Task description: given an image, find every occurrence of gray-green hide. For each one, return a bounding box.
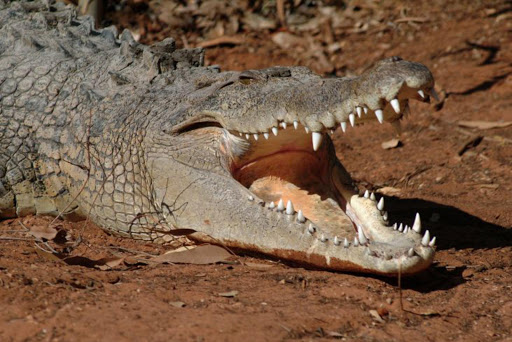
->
[0,1,438,275]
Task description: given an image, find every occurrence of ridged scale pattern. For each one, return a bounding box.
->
[0,0,205,242]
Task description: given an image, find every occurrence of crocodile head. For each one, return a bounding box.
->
[147,56,437,276]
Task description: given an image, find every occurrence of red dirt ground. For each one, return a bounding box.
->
[1,1,511,341]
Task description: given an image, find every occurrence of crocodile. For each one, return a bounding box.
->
[0,1,438,275]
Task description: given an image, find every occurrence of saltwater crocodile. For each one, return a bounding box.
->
[0,1,438,275]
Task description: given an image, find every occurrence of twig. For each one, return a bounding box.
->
[196,36,244,48]
[18,220,31,232]
[0,237,35,241]
[394,17,430,24]
[276,0,286,27]
[34,241,58,254]
[103,245,158,257]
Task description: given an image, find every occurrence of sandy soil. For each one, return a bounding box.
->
[1,1,511,341]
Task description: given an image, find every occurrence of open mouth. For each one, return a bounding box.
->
[220,90,438,271]
[170,57,439,275]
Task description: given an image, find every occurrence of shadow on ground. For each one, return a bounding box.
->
[385,196,511,250]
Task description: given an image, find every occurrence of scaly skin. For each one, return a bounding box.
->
[0,1,438,275]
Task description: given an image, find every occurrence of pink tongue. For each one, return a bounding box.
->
[248,176,354,234]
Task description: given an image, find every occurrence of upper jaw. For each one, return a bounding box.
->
[171,57,436,137]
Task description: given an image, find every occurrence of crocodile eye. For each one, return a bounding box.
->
[239,79,253,85]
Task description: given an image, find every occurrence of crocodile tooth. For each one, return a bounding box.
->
[276,199,285,212]
[248,195,254,201]
[271,127,279,136]
[340,122,347,133]
[375,109,384,123]
[253,133,259,140]
[353,237,359,247]
[356,106,362,118]
[312,132,323,151]
[245,134,250,140]
[370,192,376,201]
[349,113,356,127]
[398,223,404,232]
[333,236,341,246]
[343,238,349,248]
[377,197,385,211]
[320,234,327,242]
[429,236,436,247]
[382,211,388,221]
[297,210,305,223]
[363,190,370,199]
[390,98,400,113]
[281,122,287,129]
[418,89,425,99]
[392,223,398,230]
[421,230,430,246]
[268,202,275,209]
[263,132,269,139]
[293,120,298,129]
[308,224,316,234]
[363,106,369,114]
[358,227,368,245]
[403,226,409,234]
[239,132,242,137]
[285,200,294,215]
[412,213,422,233]
[407,248,415,257]
[305,127,310,133]
[330,130,334,135]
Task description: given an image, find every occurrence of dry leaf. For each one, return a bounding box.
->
[327,331,344,338]
[95,257,125,270]
[271,32,304,50]
[243,12,277,31]
[478,184,499,190]
[218,290,238,297]
[376,187,402,196]
[457,120,512,130]
[381,138,402,149]
[151,244,232,265]
[196,36,244,48]
[169,301,186,308]
[28,225,58,241]
[124,256,151,265]
[369,309,385,323]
